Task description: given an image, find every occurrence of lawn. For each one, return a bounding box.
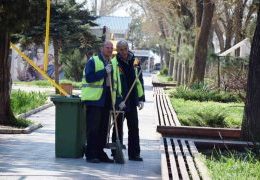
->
[203,150,260,180]
[170,98,244,128]
[13,79,82,89]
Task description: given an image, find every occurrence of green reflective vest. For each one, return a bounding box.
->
[81,56,122,105]
[135,68,144,98]
[112,56,144,99]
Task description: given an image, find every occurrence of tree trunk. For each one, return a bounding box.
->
[181,61,185,85]
[0,32,15,125]
[241,7,260,142]
[53,37,60,94]
[165,50,171,69]
[173,59,179,81]
[191,0,215,84]
[223,3,234,51]
[217,57,221,88]
[214,21,225,52]
[159,45,165,67]
[173,33,182,81]
[185,59,190,85]
[168,56,174,76]
[177,61,182,86]
[234,0,244,57]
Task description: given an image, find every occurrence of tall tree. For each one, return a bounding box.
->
[241,4,260,142]
[0,0,45,125]
[22,1,97,89]
[191,0,215,84]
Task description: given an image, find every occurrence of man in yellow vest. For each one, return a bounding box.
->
[81,41,122,163]
[111,40,145,161]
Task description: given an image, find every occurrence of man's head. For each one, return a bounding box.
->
[101,41,113,59]
[116,40,129,60]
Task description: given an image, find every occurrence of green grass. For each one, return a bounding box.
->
[11,118,33,128]
[13,79,82,89]
[14,80,52,87]
[204,150,260,180]
[11,90,48,115]
[157,74,175,83]
[170,98,244,128]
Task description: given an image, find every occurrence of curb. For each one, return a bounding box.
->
[0,102,54,134]
[17,102,54,119]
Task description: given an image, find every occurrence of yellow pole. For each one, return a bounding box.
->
[11,43,69,97]
[43,0,51,72]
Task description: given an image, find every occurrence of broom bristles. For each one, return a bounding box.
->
[114,140,125,164]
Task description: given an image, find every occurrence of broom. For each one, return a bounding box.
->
[114,69,143,120]
[108,72,125,164]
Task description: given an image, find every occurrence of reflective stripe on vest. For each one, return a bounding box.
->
[81,56,104,101]
[81,56,122,103]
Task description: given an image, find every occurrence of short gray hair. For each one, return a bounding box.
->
[116,40,129,49]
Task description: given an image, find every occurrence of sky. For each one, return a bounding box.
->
[76,0,132,17]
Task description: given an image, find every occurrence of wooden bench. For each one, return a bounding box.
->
[153,87,181,126]
[161,137,211,180]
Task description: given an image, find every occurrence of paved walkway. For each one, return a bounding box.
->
[0,73,161,179]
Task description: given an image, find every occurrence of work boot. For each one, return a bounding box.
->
[129,155,143,161]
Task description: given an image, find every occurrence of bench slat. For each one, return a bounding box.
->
[160,94,171,126]
[161,138,170,180]
[166,138,180,180]
[161,92,173,126]
[157,94,166,126]
[181,140,200,180]
[165,95,181,126]
[173,139,190,180]
[188,141,211,180]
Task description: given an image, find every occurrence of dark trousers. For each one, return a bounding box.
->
[85,94,111,159]
[112,107,140,157]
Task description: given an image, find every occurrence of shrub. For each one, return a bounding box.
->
[181,109,227,128]
[12,118,33,128]
[11,90,48,115]
[160,67,168,76]
[167,77,173,81]
[171,86,241,103]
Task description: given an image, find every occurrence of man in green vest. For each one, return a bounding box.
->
[111,40,145,161]
[81,41,122,163]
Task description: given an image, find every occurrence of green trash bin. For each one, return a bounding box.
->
[51,96,86,158]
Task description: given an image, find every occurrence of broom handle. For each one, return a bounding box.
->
[123,68,142,104]
[114,68,142,120]
[108,72,120,138]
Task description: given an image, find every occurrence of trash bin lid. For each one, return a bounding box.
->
[50,95,81,103]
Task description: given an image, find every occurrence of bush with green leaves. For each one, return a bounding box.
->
[170,98,243,128]
[160,67,168,76]
[167,77,173,81]
[11,90,48,115]
[181,109,227,127]
[171,85,241,103]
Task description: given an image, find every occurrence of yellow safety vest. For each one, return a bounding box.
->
[112,56,144,99]
[81,56,122,104]
[135,68,144,98]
